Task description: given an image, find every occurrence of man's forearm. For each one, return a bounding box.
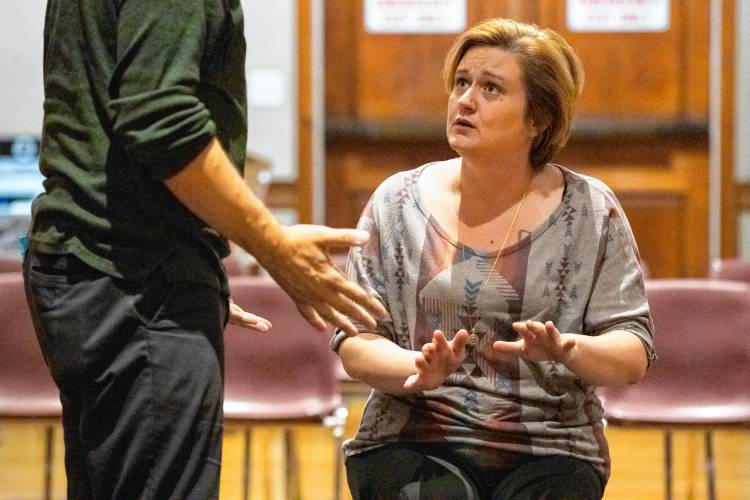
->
[163,137,286,262]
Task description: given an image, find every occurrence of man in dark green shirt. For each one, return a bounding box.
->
[24,1,385,498]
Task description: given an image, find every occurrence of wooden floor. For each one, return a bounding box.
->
[1,396,749,499]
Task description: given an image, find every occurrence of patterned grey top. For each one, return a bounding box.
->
[332,162,655,482]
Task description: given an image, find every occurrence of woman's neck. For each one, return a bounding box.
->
[456,155,534,227]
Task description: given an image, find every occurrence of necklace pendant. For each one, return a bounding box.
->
[468,330,480,346]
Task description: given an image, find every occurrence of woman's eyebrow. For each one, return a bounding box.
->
[480,70,505,82]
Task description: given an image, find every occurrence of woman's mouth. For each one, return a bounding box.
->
[454,118,475,128]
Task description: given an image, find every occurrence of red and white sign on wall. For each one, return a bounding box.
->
[567,0,670,32]
[364,0,467,34]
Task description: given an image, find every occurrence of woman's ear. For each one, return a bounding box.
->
[527,119,540,139]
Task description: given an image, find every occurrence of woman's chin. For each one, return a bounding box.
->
[447,137,476,156]
[448,139,475,156]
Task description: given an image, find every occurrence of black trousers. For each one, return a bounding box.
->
[346,443,604,500]
[23,252,228,500]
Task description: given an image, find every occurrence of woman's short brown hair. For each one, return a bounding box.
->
[443,18,584,168]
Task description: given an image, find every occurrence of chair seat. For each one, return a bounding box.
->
[0,396,61,418]
[601,381,750,425]
[224,395,342,421]
[602,392,750,425]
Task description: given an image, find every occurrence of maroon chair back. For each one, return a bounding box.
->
[708,258,750,284]
[599,279,750,425]
[0,258,22,273]
[223,276,341,421]
[0,273,61,418]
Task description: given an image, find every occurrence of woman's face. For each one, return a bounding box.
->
[446,46,538,161]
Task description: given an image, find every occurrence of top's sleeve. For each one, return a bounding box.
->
[109,0,217,179]
[330,194,397,353]
[584,191,657,367]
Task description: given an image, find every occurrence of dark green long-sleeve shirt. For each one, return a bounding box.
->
[29,0,247,290]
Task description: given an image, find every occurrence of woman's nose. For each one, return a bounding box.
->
[457,85,477,110]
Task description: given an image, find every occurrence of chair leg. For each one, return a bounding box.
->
[44,425,54,500]
[664,430,673,500]
[324,406,349,500]
[332,431,343,500]
[242,428,252,500]
[284,427,300,500]
[704,431,716,500]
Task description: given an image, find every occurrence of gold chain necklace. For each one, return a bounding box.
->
[459,188,528,346]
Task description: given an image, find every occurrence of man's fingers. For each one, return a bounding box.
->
[297,304,328,333]
[327,291,378,331]
[316,303,361,337]
[227,302,273,332]
[305,225,370,248]
[333,276,387,320]
[292,270,384,332]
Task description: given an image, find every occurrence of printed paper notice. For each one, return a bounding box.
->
[364,0,466,34]
[567,0,670,32]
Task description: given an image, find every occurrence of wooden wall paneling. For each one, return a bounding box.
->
[567,148,709,278]
[616,191,686,278]
[351,0,510,124]
[327,0,543,126]
[476,0,540,23]
[682,0,710,119]
[537,1,684,119]
[297,0,313,223]
[325,0,359,119]
[326,1,711,124]
[355,31,453,122]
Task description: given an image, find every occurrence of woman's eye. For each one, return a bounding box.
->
[455,78,469,88]
[484,83,500,94]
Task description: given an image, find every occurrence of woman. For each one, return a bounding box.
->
[332,18,655,500]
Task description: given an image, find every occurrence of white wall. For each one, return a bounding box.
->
[243,0,298,182]
[0,1,45,137]
[0,1,299,184]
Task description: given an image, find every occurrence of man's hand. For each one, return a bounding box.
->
[493,320,576,363]
[259,224,387,337]
[162,139,385,336]
[227,298,272,332]
[403,330,469,392]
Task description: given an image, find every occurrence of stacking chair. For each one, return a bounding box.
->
[598,279,750,500]
[708,257,750,284]
[0,273,62,499]
[224,276,348,500]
